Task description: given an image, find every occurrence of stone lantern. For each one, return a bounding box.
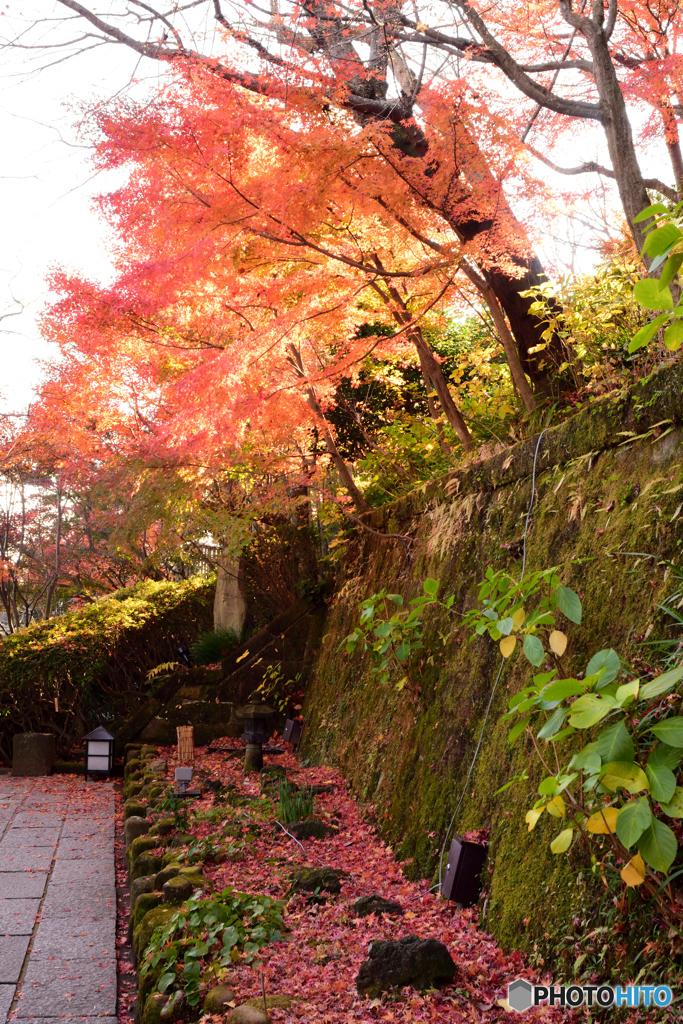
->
[237,691,276,772]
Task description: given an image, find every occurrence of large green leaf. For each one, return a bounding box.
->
[600,761,649,794]
[660,252,683,291]
[664,319,683,352]
[569,742,601,774]
[640,663,683,700]
[616,798,652,848]
[648,742,683,771]
[550,828,573,854]
[596,721,634,763]
[648,717,683,747]
[634,277,674,311]
[556,585,582,624]
[542,678,587,702]
[643,223,683,257]
[645,762,677,804]
[568,693,616,729]
[423,578,439,596]
[638,819,678,874]
[634,203,669,223]
[659,786,683,818]
[523,633,545,667]
[537,707,568,740]
[585,649,620,687]
[628,312,670,353]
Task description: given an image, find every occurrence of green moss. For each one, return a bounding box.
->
[127,836,158,871]
[134,904,177,962]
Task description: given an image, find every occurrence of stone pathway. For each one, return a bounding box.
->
[0,776,117,1024]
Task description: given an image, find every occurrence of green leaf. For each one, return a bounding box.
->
[643,223,682,257]
[659,252,683,290]
[508,717,530,744]
[568,693,616,729]
[628,312,670,353]
[634,277,674,311]
[616,798,652,848]
[645,761,677,804]
[569,743,601,774]
[498,616,514,636]
[638,818,677,874]
[664,319,683,352]
[542,678,587,702]
[640,663,683,700]
[550,828,573,854]
[647,742,683,771]
[659,786,683,818]
[395,642,411,661]
[423,578,438,596]
[386,594,404,606]
[615,680,639,706]
[648,716,683,747]
[600,761,649,794]
[596,721,635,763]
[634,202,669,223]
[523,633,545,667]
[586,649,621,687]
[556,585,582,624]
[158,972,177,993]
[537,707,568,740]
[538,776,558,796]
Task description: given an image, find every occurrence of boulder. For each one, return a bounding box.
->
[153,818,175,837]
[310,784,336,794]
[132,852,163,881]
[163,875,194,904]
[289,866,346,897]
[353,895,404,918]
[154,865,181,888]
[287,818,336,841]
[131,875,156,908]
[125,816,150,848]
[133,891,163,930]
[168,834,193,849]
[124,757,143,778]
[12,733,56,777]
[148,758,168,773]
[244,995,293,1010]
[134,904,176,961]
[227,1006,269,1024]
[127,836,158,871]
[203,984,237,1014]
[141,992,167,1024]
[124,799,147,821]
[140,745,160,757]
[124,781,144,801]
[355,935,456,998]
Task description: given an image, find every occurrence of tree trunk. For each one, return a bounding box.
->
[214,552,248,635]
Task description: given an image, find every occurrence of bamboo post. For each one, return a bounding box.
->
[176,726,194,764]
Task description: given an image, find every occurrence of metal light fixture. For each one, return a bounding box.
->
[175,766,193,794]
[83,726,115,781]
[282,718,303,749]
[237,691,276,772]
[440,836,487,907]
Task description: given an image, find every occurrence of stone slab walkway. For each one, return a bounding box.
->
[0,776,117,1024]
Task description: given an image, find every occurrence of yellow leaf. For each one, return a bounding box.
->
[546,795,566,818]
[500,635,517,658]
[549,630,567,656]
[526,808,543,831]
[621,853,646,887]
[512,607,526,627]
[550,827,573,854]
[586,807,619,834]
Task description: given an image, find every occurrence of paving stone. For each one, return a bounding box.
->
[61,822,114,840]
[0,898,41,934]
[0,850,53,872]
[20,1018,116,1024]
[0,936,31,983]
[0,983,15,1023]
[32,919,116,960]
[40,890,115,920]
[15,957,117,1017]
[50,860,112,883]
[0,873,48,898]
[11,816,64,830]
[0,829,59,848]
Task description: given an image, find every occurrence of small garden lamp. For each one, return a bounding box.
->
[83,725,115,781]
[237,690,276,772]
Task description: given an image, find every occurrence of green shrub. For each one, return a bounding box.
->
[277,782,314,823]
[190,627,242,666]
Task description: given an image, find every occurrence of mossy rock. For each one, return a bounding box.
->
[148,785,165,806]
[132,851,164,882]
[154,818,175,837]
[141,992,167,1024]
[289,866,346,897]
[244,995,293,1011]
[163,875,194,903]
[203,985,237,1014]
[179,866,206,887]
[125,757,144,778]
[155,864,181,888]
[124,799,147,821]
[287,818,336,841]
[141,745,160,757]
[133,891,163,930]
[127,835,158,871]
[134,903,177,962]
[124,782,144,801]
[168,834,193,849]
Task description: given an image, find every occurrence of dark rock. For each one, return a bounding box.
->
[124,781,144,801]
[124,799,147,821]
[12,733,56,777]
[148,758,168,773]
[169,833,193,847]
[287,818,336,841]
[155,865,181,888]
[140,745,160,757]
[132,852,163,881]
[310,784,336,794]
[163,875,194,904]
[142,992,168,1024]
[124,757,143,778]
[153,818,175,837]
[355,935,456,998]
[289,866,346,897]
[353,895,403,918]
[261,765,287,780]
[133,891,163,929]
[134,905,176,961]
[227,1007,269,1024]
[131,875,155,907]
[125,816,150,848]
[203,984,237,1014]
[127,836,158,871]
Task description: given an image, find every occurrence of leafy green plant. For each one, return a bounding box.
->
[190,626,242,666]
[256,662,303,713]
[342,578,454,696]
[185,832,245,865]
[469,569,683,924]
[277,782,314,824]
[629,200,683,353]
[141,887,284,1008]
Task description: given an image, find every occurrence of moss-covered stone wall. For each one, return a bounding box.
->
[303,363,683,966]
